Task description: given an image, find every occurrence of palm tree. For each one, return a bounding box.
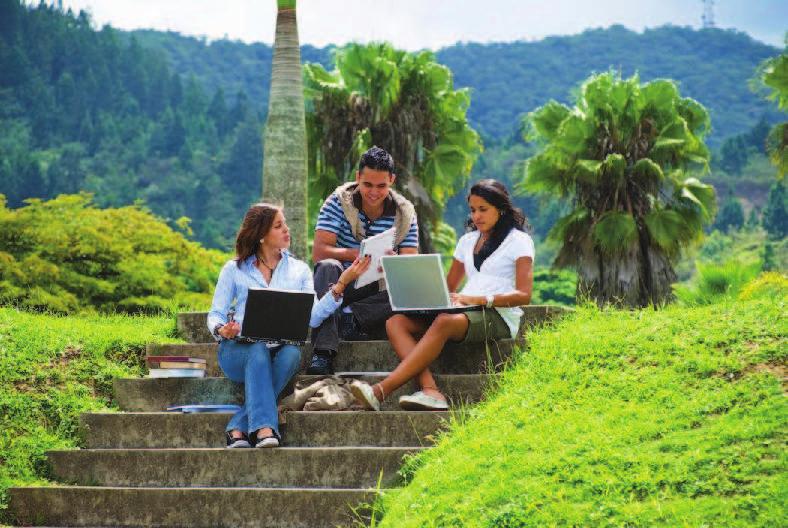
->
[262,0,308,258]
[303,42,482,253]
[756,40,787,177]
[523,72,716,307]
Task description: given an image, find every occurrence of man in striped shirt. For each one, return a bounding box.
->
[307,146,419,375]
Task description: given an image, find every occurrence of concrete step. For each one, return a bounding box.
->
[114,373,493,412]
[147,339,516,377]
[8,486,375,527]
[177,305,569,343]
[81,410,451,448]
[45,447,419,488]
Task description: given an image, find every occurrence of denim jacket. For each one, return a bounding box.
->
[207,251,342,340]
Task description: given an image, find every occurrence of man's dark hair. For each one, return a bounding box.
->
[358,146,395,175]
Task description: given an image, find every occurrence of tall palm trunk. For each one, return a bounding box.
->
[262,0,308,258]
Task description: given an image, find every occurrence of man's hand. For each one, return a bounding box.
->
[313,230,360,263]
[218,321,241,339]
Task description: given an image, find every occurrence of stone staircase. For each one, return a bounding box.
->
[9,306,566,527]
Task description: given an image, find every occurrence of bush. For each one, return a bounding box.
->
[673,260,761,305]
[532,268,576,305]
[738,271,788,301]
[0,193,228,314]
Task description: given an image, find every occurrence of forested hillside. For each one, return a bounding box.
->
[1,1,782,250]
[131,22,783,239]
[0,1,263,248]
[133,24,780,145]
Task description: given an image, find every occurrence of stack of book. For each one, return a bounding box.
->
[146,356,207,378]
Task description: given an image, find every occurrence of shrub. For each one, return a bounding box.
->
[532,268,576,305]
[674,259,761,305]
[738,271,788,301]
[0,193,228,314]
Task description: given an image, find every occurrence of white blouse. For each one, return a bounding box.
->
[453,229,535,338]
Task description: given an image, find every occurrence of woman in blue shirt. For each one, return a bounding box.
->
[208,203,369,448]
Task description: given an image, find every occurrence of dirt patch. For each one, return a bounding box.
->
[12,346,83,392]
[56,345,83,367]
[751,362,788,387]
[722,361,788,394]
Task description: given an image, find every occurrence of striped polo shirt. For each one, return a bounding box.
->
[315,192,419,254]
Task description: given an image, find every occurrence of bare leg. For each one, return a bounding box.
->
[385,314,441,397]
[377,313,469,400]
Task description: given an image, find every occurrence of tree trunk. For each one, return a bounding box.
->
[262,0,308,259]
[577,240,642,307]
[644,246,676,306]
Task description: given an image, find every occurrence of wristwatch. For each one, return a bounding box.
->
[485,294,495,308]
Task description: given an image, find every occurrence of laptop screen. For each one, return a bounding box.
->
[241,288,314,344]
[381,255,451,310]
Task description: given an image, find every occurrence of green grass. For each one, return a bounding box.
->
[0,307,179,523]
[376,298,787,527]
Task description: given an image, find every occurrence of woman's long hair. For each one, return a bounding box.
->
[465,179,529,264]
[234,203,281,267]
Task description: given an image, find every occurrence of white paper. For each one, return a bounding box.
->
[355,227,395,288]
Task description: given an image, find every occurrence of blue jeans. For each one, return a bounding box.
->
[217,340,301,435]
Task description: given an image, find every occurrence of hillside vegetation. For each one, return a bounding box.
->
[375,292,786,527]
[0,1,264,248]
[2,2,781,251]
[0,193,227,314]
[134,25,781,145]
[0,308,177,523]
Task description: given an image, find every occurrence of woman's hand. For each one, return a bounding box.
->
[338,255,372,287]
[218,321,241,339]
[450,293,480,306]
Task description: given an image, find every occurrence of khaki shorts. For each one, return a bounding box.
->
[408,308,510,343]
[462,307,511,343]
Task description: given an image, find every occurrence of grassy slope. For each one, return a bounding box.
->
[378,298,786,527]
[0,308,179,522]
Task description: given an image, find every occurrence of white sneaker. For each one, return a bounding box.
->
[398,391,448,411]
[350,381,381,411]
[253,430,281,448]
[255,436,280,448]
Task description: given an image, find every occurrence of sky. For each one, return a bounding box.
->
[53,0,787,50]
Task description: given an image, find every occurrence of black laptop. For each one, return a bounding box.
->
[241,288,314,345]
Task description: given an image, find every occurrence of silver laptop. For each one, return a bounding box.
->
[380,254,482,314]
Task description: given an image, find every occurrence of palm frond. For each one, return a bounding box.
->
[643,209,685,255]
[631,158,664,191]
[591,211,637,255]
[548,207,592,244]
[526,100,571,142]
[677,177,717,222]
[524,150,571,196]
[601,153,626,188]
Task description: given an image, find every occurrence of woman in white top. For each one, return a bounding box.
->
[351,179,534,411]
